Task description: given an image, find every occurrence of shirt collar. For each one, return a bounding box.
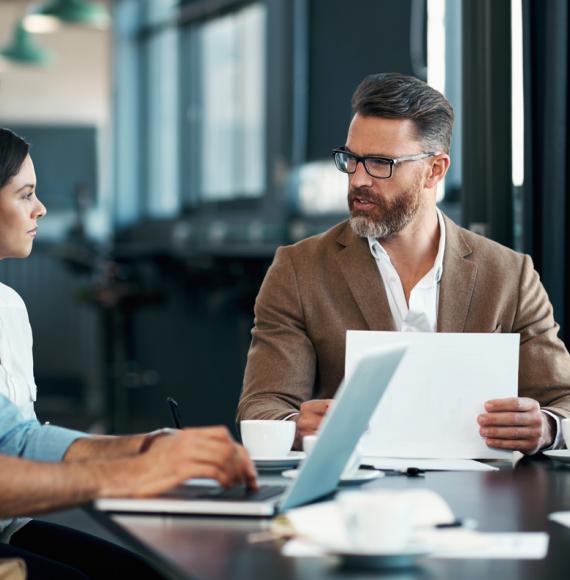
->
[367,208,446,285]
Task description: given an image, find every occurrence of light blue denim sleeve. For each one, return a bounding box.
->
[0,394,86,462]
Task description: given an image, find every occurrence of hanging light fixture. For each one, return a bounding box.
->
[23,8,61,34]
[1,20,51,66]
[27,0,110,30]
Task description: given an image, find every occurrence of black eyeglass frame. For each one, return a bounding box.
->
[332,147,438,179]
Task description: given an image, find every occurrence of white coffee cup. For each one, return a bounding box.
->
[338,491,414,553]
[240,420,295,458]
[303,434,361,478]
[562,417,570,448]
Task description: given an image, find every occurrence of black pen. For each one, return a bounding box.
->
[436,518,477,529]
[361,464,426,477]
[167,397,182,429]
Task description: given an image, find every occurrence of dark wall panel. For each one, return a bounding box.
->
[307,0,421,160]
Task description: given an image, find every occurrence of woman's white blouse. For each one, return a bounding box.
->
[0,282,37,421]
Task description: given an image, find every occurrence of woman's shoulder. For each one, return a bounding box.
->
[0,283,27,309]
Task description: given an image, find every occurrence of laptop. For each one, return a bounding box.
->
[95,344,406,517]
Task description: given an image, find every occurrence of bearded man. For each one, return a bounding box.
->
[236,72,570,454]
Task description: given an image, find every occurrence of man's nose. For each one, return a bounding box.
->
[349,159,374,188]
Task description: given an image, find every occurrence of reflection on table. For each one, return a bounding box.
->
[88,456,570,580]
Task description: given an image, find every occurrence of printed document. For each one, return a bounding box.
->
[346,331,519,459]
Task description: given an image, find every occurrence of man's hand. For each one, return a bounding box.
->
[477,397,554,455]
[292,399,334,449]
[101,426,258,498]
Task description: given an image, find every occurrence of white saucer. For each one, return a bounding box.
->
[324,543,432,570]
[281,468,383,485]
[252,451,306,470]
[543,450,570,463]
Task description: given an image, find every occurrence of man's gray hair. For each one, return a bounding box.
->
[352,73,454,154]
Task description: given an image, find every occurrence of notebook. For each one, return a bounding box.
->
[95,344,406,517]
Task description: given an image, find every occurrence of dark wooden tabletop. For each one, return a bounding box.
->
[88,455,570,580]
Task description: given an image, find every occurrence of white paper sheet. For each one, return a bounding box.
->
[432,532,549,559]
[346,331,519,459]
[549,511,570,528]
[282,532,549,560]
[362,457,499,472]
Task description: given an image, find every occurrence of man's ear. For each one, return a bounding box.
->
[424,154,451,189]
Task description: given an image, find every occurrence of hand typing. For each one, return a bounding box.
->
[102,426,258,498]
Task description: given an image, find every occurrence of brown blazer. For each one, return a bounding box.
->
[237,214,570,422]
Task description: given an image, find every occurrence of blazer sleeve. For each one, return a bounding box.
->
[237,246,316,422]
[516,254,570,418]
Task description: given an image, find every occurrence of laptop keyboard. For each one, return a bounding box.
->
[164,484,286,502]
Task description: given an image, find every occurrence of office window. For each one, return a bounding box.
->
[186,3,266,203]
[511,0,524,251]
[144,0,180,217]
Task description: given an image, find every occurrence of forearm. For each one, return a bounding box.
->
[0,449,161,519]
[63,434,147,461]
[0,456,103,518]
[1,427,259,518]
[517,254,570,418]
[237,392,301,422]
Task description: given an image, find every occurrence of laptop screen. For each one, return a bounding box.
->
[279,344,406,512]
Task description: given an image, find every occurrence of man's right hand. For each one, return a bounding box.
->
[102,426,258,498]
[292,399,334,448]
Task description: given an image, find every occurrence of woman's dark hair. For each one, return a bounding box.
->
[0,128,30,189]
[352,73,455,154]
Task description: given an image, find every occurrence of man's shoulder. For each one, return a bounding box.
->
[445,215,527,267]
[278,220,351,258]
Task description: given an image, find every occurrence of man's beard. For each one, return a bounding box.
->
[348,178,422,239]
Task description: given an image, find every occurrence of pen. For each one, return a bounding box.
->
[361,465,426,477]
[167,397,182,429]
[435,518,477,529]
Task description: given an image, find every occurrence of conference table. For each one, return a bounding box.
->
[87,455,570,580]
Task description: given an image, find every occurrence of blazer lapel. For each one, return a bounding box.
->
[334,223,396,331]
[437,215,478,332]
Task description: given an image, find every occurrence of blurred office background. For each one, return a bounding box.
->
[0,0,567,436]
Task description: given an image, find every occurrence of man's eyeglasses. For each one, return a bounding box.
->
[332,148,437,179]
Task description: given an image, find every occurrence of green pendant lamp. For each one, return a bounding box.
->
[1,20,51,65]
[33,0,110,29]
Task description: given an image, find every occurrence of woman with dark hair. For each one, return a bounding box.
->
[0,129,160,578]
[0,128,257,578]
[0,129,46,423]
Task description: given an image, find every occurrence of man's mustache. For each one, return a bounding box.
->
[348,188,381,206]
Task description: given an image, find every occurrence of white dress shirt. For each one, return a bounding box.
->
[0,282,37,421]
[367,209,446,333]
[0,282,39,542]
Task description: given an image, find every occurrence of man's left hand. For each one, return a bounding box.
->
[478,397,554,455]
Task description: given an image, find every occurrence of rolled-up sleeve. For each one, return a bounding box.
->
[0,394,85,462]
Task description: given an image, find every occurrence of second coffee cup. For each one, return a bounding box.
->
[303,434,361,478]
